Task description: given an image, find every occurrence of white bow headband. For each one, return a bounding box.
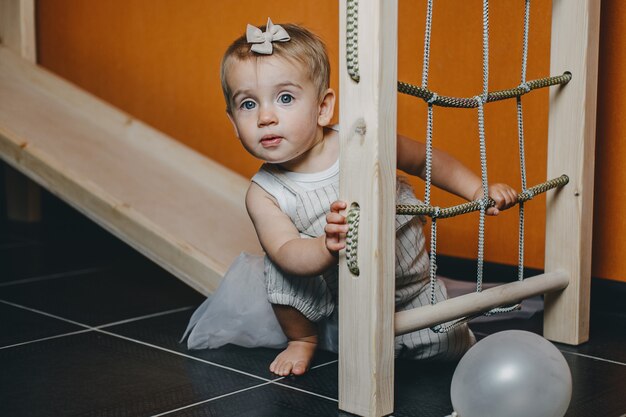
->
[246,18,290,55]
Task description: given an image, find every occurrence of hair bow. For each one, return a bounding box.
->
[246,18,290,55]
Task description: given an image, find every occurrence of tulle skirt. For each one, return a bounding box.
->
[182,252,338,352]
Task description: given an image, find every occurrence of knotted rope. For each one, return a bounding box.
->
[343,0,570,332]
[345,175,568,274]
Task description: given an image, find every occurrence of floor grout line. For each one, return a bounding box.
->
[149,381,275,417]
[153,360,341,416]
[95,306,196,329]
[0,266,107,287]
[96,328,342,404]
[468,330,626,367]
[0,300,193,349]
[267,359,339,403]
[312,359,338,370]
[0,299,94,329]
[1,285,285,411]
[0,234,42,248]
[0,241,42,250]
[0,328,94,350]
[269,378,338,403]
[96,327,281,383]
[1,298,343,407]
[1,299,270,381]
[560,350,626,367]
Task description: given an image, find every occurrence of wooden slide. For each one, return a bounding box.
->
[0,45,262,295]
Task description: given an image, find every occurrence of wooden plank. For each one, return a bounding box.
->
[395,270,569,336]
[338,0,397,415]
[543,0,600,345]
[0,45,262,294]
[1,0,42,222]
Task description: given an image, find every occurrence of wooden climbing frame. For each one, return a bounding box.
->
[338,0,600,415]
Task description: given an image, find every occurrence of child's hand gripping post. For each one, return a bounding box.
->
[324,200,349,254]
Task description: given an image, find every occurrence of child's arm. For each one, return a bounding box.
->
[396,134,518,215]
[323,135,519,254]
[246,182,337,276]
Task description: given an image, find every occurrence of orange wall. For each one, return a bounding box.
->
[592,1,626,283]
[36,1,625,282]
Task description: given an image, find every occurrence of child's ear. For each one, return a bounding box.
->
[226,110,240,138]
[317,88,336,127]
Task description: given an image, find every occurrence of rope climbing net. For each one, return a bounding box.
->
[344,0,571,332]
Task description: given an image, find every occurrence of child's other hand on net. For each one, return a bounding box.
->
[473,183,518,216]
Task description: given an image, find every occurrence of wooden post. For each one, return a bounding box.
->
[544,0,600,345]
[0,0,36,60]
[0,0,42,222]
[338,0,397,415]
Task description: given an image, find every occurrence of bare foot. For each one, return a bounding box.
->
[269,337,317,376]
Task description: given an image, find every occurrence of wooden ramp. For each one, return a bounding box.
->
[0,45,262,295]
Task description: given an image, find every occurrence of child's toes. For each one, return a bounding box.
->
[292,360,308,375]
[280,362,293,376]
[269,359,280,375]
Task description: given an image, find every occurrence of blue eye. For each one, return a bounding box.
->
[241,100,256,110]
[279,94,294,104]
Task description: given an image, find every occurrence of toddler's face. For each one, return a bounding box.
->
[225,56,327,169]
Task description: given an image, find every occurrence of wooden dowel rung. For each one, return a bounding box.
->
[394,270,569,336]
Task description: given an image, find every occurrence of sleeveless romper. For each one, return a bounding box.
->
[252,163,475,360]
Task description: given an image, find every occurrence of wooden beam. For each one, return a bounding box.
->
[0,46,261,294]
[543,0,600,345]
[338,0,397,415]
[1,0,41,222]
[395,271,569,336]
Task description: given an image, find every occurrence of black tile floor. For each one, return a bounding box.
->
[1,193,625,417]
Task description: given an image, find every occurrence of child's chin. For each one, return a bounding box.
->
[263,155,291,165]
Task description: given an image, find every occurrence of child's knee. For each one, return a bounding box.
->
[264,256,336,322]
[268,293,334,322]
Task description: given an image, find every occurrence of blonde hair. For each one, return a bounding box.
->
[220,23,331,113]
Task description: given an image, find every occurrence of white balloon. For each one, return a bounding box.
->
[450,330,572,417]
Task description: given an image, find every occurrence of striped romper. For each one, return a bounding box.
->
[252,162,474,360]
